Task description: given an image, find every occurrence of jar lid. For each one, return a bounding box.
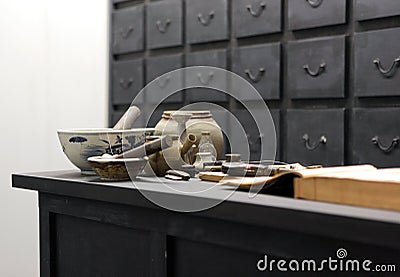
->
[162,110,211,119]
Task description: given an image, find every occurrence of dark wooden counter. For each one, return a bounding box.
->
[12,171,400,276]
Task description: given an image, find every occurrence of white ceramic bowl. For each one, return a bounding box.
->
[57,128,154,174]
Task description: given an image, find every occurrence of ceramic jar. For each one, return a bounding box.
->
[154,111,224,159]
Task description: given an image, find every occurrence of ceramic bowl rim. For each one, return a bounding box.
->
[57,128,155,135]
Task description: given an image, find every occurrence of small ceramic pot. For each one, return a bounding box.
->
[154,110,224,159]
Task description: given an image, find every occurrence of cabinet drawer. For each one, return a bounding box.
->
[185,0,228,44]
[352,108,400,167]
[354,28,400,97]
[232,43,280,100]
[185,49,228,102]
[112,5,144,54]
[288,0,346,30]
[356,0,400,21]
[286,109,344,166]
[233,0,281,38]
[112,59,144,105]
[146,0,182,50]
[230,109,280,161]
[287,36,345,99]
[146,54,183,104]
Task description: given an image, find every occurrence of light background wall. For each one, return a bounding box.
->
[0,0,108,275]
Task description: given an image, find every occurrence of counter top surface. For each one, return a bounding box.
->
[12,170,400,225]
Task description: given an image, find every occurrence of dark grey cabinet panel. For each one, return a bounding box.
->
[286,109,344,166]
[352,108,400,167]
[112,59,144,105]
[185,49,228,102]
[146,54,183,104]
[146,0,182,49]
[288,0,346,30]
[112,5,144,54]
[230,109,280,161]
[356,0,400,21]
[354,27,400,97]
[232,43,280,100]
[287,36,345,99]
[185,0,229,44]
[233,0,281,38]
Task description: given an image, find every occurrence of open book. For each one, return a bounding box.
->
[199,165,400,211]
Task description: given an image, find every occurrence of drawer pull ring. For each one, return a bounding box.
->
[373,57,400,78]
[245,68,265,83]
[372,136,399,153]
[156,19,171,34]
[119,78,133,89]
[198,11,215,26]
[306,0,323,8]
[246,2,266,17]
[197,71,214,85]
[302,134,327,150]
[303,62,326,77]
[156,75,171,88]
[120,25,134,39]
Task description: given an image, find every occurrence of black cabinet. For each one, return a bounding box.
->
[354,27,400,97]
[287,36,345,99]
[185,0,229,44]
[288,0,346,30]
[232,43,280,100]
[112,5,144,54]
[146,54,183,103]
[112,59,144,105]
[355,0,400,21]
[352,108,400,167]
[146,0,183,49]
[185,49,228,102]
[233,0,281,38]
[286,109,345,166]
[109,0,400,168]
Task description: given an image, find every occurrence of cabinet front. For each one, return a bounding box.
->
[233,0,281,38]
[146,0,183,50]
[286,109,345,166]
[354,27,400,97]
[112,59,144,105]
[287,36,345,99]
[112,5,144,54]
[288,0,346,30]
[352,108,400,167]
[146,54,183,104]
[185,0,229,44]
[232,43,280,100]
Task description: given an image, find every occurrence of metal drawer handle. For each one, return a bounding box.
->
[373,57,400,78]
[372,136,399,153]
[120,25,134,39]
[197,71,214,85]
[198,11,215,26]
[156,75,171,88]
[246,2,266,17]
[119,78,133,89]
[303,62,326,77]
[245,68,265,83]
[306,0,323,8]
[302,134,327,150]
[156,19,171,34]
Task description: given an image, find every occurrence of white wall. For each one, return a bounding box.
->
[0,0,108,275]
